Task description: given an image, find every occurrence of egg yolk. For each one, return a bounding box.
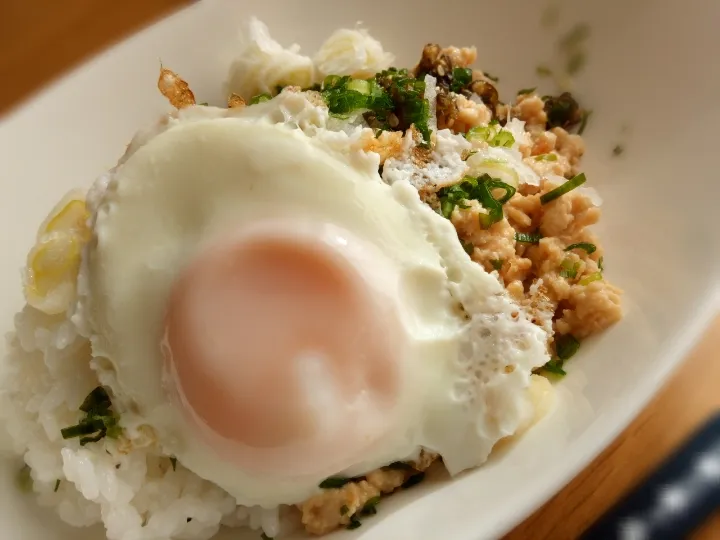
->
[163,221,405,476]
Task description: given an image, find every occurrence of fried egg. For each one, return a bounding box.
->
[75,97,549,507]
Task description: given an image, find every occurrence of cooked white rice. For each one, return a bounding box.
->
[0,305,282,540]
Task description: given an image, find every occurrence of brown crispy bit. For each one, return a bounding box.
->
[227,93,245,109]
[359,130,404,164]
[157,67,195,109]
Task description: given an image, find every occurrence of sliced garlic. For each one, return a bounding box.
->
[37,189,90,240]
[24,190,90,315]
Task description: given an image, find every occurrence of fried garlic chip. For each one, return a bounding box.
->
[158,67,196,109]
[227,93,246,109]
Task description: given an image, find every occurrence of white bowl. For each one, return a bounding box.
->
[1,1,718,539]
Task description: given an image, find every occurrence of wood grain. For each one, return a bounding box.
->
[504,316,720,540]
[0,2,718,538]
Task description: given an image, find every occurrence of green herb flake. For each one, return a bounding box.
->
[54,479,61,492]
[542,359,567,376]
[361,496,381,516]
[559,258,580,279]
[565,242,597,254]
[461,241,474,255]
[61,386,121,446]
[556,334,581,361]
[170,457,177,471]
[401,472,426,489]
[484,71,499,83]
[16,465,33,493]
[490,259,504,271]
[612,144,625,156]
[517,87,537,96]
[540,173,587,205]
[515,231,543,244]
[536,65,553,78]
[346,516,362,530]
[197,102,209,106]
[578,110,592,135]
[249,93,272,105]
[534,153,558,162]
[598,256,604,271]
[450,67,473,93]
[319,476,354,489]
[579,271,603,286]
[340,505,349,516]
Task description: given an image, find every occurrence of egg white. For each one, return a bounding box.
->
[81,96,549,507]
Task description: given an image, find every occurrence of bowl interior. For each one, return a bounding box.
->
[0,0,718,539]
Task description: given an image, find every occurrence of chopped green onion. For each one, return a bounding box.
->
[579,272,603,286]
[319,476,354,489]
[79,386,111,413]
[340,505,349,516]
[578,109,592,135]
[490,130,515,148]
[60,419,104,439]
[515,232,542,244]
[438,175,513,227]
[475,180,504,229]
[61,386,121,446]
[347,79,371,95]
[534,153,558,162]
[466,125,493,143]
[170,457,177,471]
[461,241,474,255]
[542,359,567,376]
[401,472,426,489]
[16,465,32,493]
[565,242,597,254]
[347,516,362,530]
[361,496,381,516]
[540,173,587,204]
[490,259,504,271]
[598,256,604,271]
[79,431,107,446]
[450,67,473,93]
[517,87,537,95]
[612,144,625,156]
[556,334,580,361]
[536,65,553,77]
[54,479,61,492]
[249,93,271,105]
[559,258,580,279]
[486,178,516,204]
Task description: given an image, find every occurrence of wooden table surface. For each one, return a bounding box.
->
[1,1,718,538]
